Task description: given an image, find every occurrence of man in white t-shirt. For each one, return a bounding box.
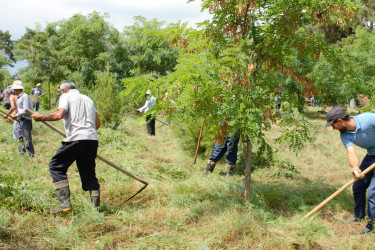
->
[31,81,101,213]
[138,90,156,136]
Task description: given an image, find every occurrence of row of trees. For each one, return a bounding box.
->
[1,0,375,199]
[12,13,179,87]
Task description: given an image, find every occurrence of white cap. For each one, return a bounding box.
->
[11,80,24,90]
[146,90,151,95]
[36,83,41,86]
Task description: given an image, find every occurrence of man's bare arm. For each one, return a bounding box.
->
[95,112,101,130]
[7,96,18,115]
[346,145,361,177]
[31,108,66,122]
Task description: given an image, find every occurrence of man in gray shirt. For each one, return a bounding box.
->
[31,81,101,213]
[11,81,34,156]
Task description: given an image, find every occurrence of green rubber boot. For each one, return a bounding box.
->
[89,190,100,208]
[226,163,236,177]
[52,180,72,213]
[202,160,216,174]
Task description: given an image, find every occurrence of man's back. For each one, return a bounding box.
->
[59,89,98,142]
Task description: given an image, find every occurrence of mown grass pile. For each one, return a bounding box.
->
[1,107,375,248]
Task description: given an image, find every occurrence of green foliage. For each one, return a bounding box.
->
[0,30,15,68]
[0,68,11,87]
[268,160,301,179]
[15,12,124,87]
[123,16,180,76]
[309,26,375,106]
[55,12,122,85]
[276,123,311,153]
[93,65,122,128]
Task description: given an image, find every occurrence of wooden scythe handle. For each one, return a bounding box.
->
[0,109,17,121]
[193,115,206,165]
[303,162,375,220]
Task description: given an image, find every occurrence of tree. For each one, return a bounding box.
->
[55,12,122,86]
[124,0,357,200]
[309,26,375,106]
[15,12,125,90]
[0,30,16,69]
[123,16,180,76]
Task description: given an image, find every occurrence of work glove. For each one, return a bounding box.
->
[353,168,365,179]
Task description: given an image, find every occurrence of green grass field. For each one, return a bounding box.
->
[1,107,374,249]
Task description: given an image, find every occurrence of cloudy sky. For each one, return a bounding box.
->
[1,0,211,74]
[0,0,210,39]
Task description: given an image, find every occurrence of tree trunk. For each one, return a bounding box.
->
[48,81,51,109]
[244,136,252,200]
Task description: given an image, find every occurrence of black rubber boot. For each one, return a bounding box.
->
[89,190,100,208]
[226,163,236,177]
[52,180,72,213]
[202,160,216,174]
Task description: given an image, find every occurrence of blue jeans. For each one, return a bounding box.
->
[353,154,375,229]
[34,102,40,112]
[209,135,240,164]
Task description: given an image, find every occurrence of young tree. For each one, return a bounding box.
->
[124,0,357,200]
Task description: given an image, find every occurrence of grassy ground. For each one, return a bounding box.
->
[1,106,374,249]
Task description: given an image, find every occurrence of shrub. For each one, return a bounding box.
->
[93,65,122,128]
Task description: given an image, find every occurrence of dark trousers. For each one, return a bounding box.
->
[146,114,155,136]
[353,155,375,223]
[49,140,99,191]
[34,102,40,112]
[209,135,240,164]
[16,119,34,156]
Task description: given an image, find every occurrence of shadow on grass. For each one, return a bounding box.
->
[177,177,355,220]
[302,109,327,121]
[251,179,354,217]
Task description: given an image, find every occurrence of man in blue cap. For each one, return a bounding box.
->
[326,107,375,234]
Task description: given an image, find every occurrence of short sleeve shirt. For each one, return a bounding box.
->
[58,89,98,142]
[30,88,42,103]
[340,112,375,155]
[16,91,33,120]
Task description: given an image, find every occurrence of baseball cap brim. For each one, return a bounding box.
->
[325,120,334,127]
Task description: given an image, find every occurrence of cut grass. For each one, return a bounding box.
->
[1,106,375,248]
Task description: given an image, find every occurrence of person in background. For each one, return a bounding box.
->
[202,126,240,177]
[31,81,101,213]
[11,80,34,157]
[30,83,46,111]
[138,90,156,136]
[326,107,375,234]
[1,85,12,109]
[54,85,61,105]
[3,89,19,140]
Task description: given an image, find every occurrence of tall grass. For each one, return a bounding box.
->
[0,107,374,248]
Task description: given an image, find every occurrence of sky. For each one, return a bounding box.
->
[0,0,211,74]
